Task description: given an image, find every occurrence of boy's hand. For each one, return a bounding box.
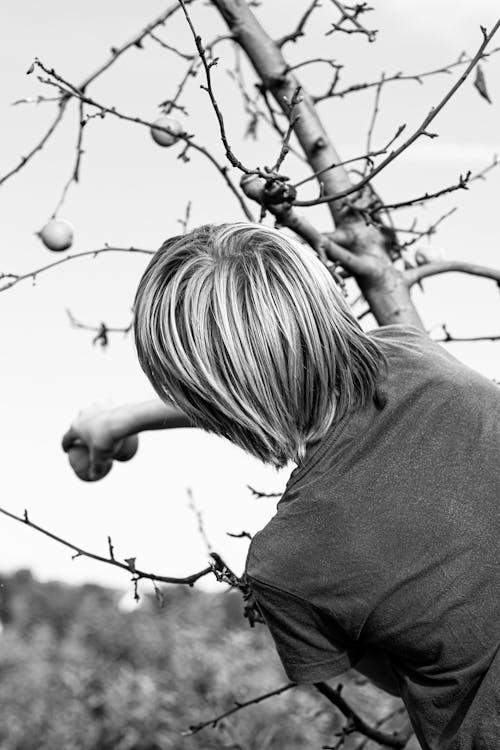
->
[61,405,139,482]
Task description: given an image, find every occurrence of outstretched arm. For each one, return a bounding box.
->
[62,399,193,481]
[106,399,194,435]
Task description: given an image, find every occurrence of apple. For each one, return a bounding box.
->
[38,219,74,252]
[114,435,139,462]
[150,116,183,147]
[240,174,266,201]
[68,445,112,482]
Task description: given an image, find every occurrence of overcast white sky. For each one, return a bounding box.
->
[1,0,500,597]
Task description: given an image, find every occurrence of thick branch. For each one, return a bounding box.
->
[315,682,413,749]
[404,260,500,288]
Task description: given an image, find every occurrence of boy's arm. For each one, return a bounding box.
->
[107,400,194,436]
[62,399,193,481]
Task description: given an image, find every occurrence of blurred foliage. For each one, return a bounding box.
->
[0,570,406,750]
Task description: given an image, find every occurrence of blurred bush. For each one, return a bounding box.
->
[0,570,405,749]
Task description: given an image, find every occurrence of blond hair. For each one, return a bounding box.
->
[134,223,385,468]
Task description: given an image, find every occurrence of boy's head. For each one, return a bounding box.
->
[134,223,384,468]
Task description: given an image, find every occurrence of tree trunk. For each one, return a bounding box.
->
[211,0,424,329]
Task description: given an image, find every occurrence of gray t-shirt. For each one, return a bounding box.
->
[246,325,500,749]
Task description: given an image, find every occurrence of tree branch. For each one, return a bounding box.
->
[404,259,500,288]
[295,20,500,207]
[0,1,194,187]
[315,682,413,749]
[313,45,500,102]
[33,59,255,220]
[0,246,154,293]
[183,682,296,735]
[0,505,214,587]
[277,0,321,47]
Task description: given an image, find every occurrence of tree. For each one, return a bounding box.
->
[1,1,500,747]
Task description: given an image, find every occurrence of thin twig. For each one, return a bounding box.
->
[247,485,283,499]
[327,1,377,43]
[313,45,500,102]
[51,100,86,217]
[0,505,214,586]
[0,1,193,187]
[176,0,252,173]
[379,171,471,212]
[0,246,154,293]
[183,682,296,735]
[33,59,255,220]
[0,101,68,186]
[364,73,385,176]
[435,324,500,343]
[277,0,321,47]
[295,20,500,207]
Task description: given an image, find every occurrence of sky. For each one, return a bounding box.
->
[1,0,500,598]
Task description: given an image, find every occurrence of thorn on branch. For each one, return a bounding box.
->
[124,556,137,573]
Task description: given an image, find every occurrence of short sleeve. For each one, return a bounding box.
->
[248,576,361,683]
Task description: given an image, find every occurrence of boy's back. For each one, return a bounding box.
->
[246,325,500,749]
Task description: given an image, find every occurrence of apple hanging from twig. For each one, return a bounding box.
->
[38,219,74,252]
[150,116,182,147]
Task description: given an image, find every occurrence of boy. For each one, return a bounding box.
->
[62,222,500,749]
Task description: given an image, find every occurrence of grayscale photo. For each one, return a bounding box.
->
[1,1,499,748]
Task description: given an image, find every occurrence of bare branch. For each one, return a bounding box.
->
[379,171,471,212]
[226,530,253,540]
[247,484,283,499]
[176,0,253,173]
[404,259,500,288]
[0,1,193,186]
[66,309,133,348]
[435,324,500,344]
[51,100,86,217]
[148,32,195,60]
[177,200,192,233]
[0,101,68,187]
[187,487,213,554]
[364,73,385,175]
[0,505,214,587]
[268,86,302,173]
[0,246,154,293]
[79,0,197,91]
[32,59,255,220]
[295,19,500,207]
[291,146,391,190]
[327,1,377,43]
[314,45,500,102]
[397,207,458,250]
[277,0,321,47]
[183,682,296,735]
[315,682,412,749]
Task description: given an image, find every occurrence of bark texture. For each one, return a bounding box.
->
[211,0,424,328]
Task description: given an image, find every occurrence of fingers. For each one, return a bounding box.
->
[61,426,83,453]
